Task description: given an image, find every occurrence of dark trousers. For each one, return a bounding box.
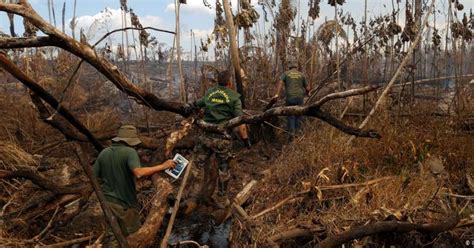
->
[286,97,304,140]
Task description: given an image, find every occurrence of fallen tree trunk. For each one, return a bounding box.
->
[127,174,172,248]
[315,214,461,248]
[268,225,326,247]
[0,168,88,194]
[196,85,382,138]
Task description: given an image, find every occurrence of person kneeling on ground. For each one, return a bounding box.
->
[93,125,176,244]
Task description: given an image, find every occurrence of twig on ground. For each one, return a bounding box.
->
[28,206,60,243]
[39,235,93,248]
[444,193,474,200]
[267,225,326,247]
[252,177,393,219]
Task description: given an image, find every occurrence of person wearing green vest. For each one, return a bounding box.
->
[93,125,175,243]
[193,70,250,208]
[273,62,311,141]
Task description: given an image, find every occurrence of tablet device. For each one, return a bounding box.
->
[165,153,189,179]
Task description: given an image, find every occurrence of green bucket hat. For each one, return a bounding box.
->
[112,125,142,146]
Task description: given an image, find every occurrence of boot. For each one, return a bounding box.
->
[213,170,230,208]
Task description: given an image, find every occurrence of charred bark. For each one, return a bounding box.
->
[222,0,247,106]
[315,215,461,248]
[0,168,89,194]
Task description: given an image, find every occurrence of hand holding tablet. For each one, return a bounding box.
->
[165,153,189,179]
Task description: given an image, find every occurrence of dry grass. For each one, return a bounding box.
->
[0,141,37,170]
[83,107,121,133]
[233,109,473,247]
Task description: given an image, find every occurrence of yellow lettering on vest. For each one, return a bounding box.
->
[207,89,230,103]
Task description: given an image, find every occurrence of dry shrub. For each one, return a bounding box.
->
[83,107,120,133]
[235,110,473,247]
[0,141,37,170]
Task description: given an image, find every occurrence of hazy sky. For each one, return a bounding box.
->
[0,0,472,58]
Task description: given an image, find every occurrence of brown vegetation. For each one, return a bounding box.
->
[0,0,473,247]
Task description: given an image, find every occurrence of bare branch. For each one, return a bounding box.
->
[196,86,381,138]
[313,85,381,107]
[93,26,175,47]
[0,36,58,49]
[0,168,89,195]
[31,92,163,150]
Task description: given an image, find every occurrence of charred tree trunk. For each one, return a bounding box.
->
[315,215,461,248]
[276,0,291,70]
[411,0,422,101]
[7,12,16,37]
[222,0,247,107]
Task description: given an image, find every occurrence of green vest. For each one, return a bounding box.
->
[280,69,308,100]
[93,143,141,208]
[196,85,243,124]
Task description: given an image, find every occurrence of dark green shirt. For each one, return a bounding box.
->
[196,85,242,124]
[93,143,141,208]
[280,69,308,100]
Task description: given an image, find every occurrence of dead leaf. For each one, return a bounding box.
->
[376,207,403,220]
[315,186,323,201]
[301,181,312,191]
[425,156,444,175]
[409,140,417,160]
[466,174,474,193]
[317,167,330,183]
[341,166,349,183]
[352,187,371,205]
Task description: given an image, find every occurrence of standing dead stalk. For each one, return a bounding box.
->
[346,0,436,146]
